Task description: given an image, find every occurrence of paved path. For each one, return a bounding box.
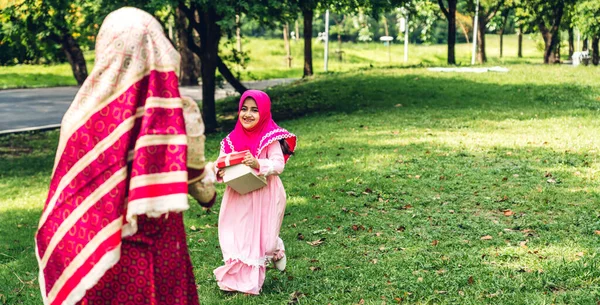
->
[0,78,296,134]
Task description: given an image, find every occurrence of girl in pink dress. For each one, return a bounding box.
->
[213,90,297,295]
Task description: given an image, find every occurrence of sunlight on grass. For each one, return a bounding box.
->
[482,243,595,272]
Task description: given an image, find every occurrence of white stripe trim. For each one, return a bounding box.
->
[46,218,122,304]
[40,167,128,268]
[144,97,183,109]
[129,171,187,189]
[35,240,49,305]
[134,134,187,150]
[122,193,189,237]
[39,112,142,230]
[63,246,120,305]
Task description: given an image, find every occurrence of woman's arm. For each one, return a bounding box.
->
[256,141,285,176]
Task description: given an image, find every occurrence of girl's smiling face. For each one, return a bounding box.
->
[239,97,260,130]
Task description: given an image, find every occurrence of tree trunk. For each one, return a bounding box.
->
[518,25,523,57]
[583,38,588,51]
[302,8,314,77]
[216,56,247,94]
[553,38,561,62]
[236,14,243,65]
[539,3,563,64]
[476,14,486,63]
[60,34,88,85]
[541,31,560,64]
[438,0,457,65]
[383,17,389,36]
[593,36,599,66]
[283,23,292,68]
[567,26,574,60]
[457,20,470,44]
[198,7,221,133]
[176,7,200,86]
[499,29,504,58]
[337,30,343,61]
[499,9,510,58]
[447,0,456,65]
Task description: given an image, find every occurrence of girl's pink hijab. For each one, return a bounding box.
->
[221,90,296,161]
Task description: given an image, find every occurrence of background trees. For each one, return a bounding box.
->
[1,0,599,132]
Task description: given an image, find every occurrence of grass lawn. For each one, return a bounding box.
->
[1,63,600,304]
[0,34,546,89]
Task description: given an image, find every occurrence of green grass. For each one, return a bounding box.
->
[0,34,544,89]
[2,63,600,304]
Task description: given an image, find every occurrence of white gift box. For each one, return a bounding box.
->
[223,164,267,195]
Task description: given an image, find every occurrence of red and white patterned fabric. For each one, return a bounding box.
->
[35,7,196,305]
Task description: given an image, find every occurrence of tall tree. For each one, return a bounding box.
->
[512,0,532,58]
[437,0,458,64]
[521,0,576,64]
[497,7,511,57]
[2,0,90,84]
[176,7,200,85]
[465,0,504,64]
[298,0,317,77]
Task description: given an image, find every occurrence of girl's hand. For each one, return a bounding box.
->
[243,152,259,169]
[217,169,225,178]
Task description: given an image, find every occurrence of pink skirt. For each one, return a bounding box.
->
[213,175,287,295]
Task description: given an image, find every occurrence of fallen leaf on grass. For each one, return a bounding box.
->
[396,226,406,232]
[503,210,514,216]
[312,195,321,199]
[288,291,305,304]
[547,178,557,184]
[519,240,528,248]
[394,103,403,107]
[307,238,325,246]
[468,276,474,285]
[576,252,584,257]
[371,259,378,264]
[435,290,447,294]
[352,224,365,231]
[431,240,439,246]
[297,233,305,240]
[189,225,197,231]
[480,235,493,240]
[309,266,321,271]
[595,230,600,235]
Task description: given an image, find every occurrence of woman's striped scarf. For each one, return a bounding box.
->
[35,7,190,305]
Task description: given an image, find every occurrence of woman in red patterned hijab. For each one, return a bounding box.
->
[35,7,204,305]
